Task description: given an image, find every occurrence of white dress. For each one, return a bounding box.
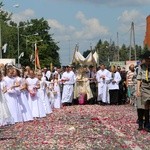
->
[45,81,55,108]
[51,79,61,108]
[3,76,23,123]
[26,77,46,118]
[37,79,52,114]
[0,80,14,126]
[15,77,33,122]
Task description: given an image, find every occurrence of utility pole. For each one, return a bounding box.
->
[129,22,136,61]
[132,22,136,60]
[90,43,92,51]
[117,32,119,61]
[68,39,71,64]
[108,38,112,62]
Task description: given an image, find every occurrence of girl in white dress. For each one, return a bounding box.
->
[50,73,61,109]
[0,71,14,126]
[3,66,23,123]
[36,70,52,114]
[26,70,46,118]
[13,68,33,122]
[45,81,55,108]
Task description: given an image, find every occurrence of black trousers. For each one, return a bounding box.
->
[88,82,97,104]
[109,89,119,105]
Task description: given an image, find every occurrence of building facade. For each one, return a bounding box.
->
[144,15,150,49]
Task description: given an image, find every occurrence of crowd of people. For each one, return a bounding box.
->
[0,51,150,133]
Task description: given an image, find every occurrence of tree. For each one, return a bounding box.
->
[83,50,91,58]
[0,2,61,68]
[119,44,128,61]
[17,18,60,68]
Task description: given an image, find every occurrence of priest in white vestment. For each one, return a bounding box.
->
[61,66,76,105]
[96,64,111,104]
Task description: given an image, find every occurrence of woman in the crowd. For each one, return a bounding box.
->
[126,64,135,105]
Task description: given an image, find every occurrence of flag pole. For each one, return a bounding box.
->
[34,42,37,71]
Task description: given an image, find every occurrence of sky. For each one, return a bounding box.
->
[2,0,150,65]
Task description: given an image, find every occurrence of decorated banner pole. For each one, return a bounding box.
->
[34,42,41,71]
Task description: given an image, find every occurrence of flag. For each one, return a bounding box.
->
[18,52,24,59]
[30,54,33,62]
[2,43,8,53]
[50,63,53,71]
[34,43,41,70]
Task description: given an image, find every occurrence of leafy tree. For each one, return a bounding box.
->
[83,50,91,58]
[1,4,61,68]
[18,18,61,68]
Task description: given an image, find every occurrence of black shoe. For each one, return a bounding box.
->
[97,101,101,105]
[136,119,139,124]
[137,126,143,131]
[144,127,150,132]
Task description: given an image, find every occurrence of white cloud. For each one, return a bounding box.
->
[47,11,109,65]
[107,0,150,6]
[75,11,108,39]
[63,0,150,7]
[48,11,108,42]
[12,8,35,23]
[117,9,146,45]
[118,10,145,23]
[47,19,65,31]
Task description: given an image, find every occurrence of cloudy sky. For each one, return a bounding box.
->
[3,0,150,65]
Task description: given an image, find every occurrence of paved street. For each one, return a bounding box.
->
[0,105,150,150]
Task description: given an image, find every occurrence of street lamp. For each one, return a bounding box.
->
[20,33,38,49]
[17,23,33,67]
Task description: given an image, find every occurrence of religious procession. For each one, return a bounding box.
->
[1,2,150,149]
[0,49,150,135]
